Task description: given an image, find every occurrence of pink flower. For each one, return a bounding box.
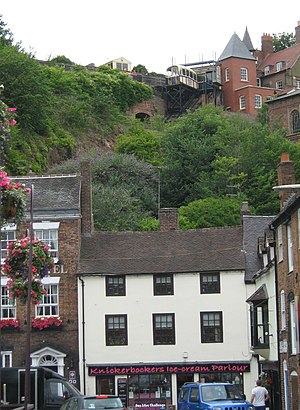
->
[8,107,16,111]
[9,120,16,126]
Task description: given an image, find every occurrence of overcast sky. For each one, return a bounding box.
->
[1,1,300,74]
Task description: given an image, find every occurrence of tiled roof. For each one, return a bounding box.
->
[242,215,274,282]
[218,33,256,62]
[257,43,300,72]
[12,174,81,219]
[78,226,245,275]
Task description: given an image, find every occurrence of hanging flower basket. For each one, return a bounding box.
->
[0,318,20,329]
[31,316,63,330]
[0,169,30,224]
[3,237,54,305]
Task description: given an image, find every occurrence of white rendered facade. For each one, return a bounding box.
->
[78,269,258,406]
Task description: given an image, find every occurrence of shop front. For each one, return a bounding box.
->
[88,361,251,409]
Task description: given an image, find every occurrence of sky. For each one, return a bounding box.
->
[1,1,300,74]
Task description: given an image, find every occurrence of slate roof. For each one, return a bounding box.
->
[218,33,256,62]
[12,174,81,219]
[242,215,274,283]
[243,27,255,52]
[78,226,245,275]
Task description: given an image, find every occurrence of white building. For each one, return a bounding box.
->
[77,208,267,409]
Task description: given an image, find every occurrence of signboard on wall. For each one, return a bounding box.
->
[117,378,127,407]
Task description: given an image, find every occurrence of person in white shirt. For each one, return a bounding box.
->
[251,379,269,410]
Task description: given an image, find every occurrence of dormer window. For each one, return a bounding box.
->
[276,61,283,72]
[264,66,271,75]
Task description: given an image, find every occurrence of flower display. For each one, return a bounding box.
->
[31,316,62,330]
[3,237,54,304]
[0,168,30,224]
[0,318,20,329]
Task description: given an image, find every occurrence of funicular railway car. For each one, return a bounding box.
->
[166,65,199,89]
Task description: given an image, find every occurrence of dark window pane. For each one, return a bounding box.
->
[106,315,128,346]
[201,312,223,343]
[154,274,174,295]
[200,273,220,294]
[106,275,126,296]
[153,314,175,345]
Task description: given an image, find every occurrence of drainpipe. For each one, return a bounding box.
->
[269,224,283,409]
[79,276,86,395]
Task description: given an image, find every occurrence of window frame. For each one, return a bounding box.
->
[287,221,293,272]
[105,314,128,346]
[280,290,286,331]
[291,110,300,134]
[250,300,269,348]
[153,313,175,345]
[33,221,59,262]
[240,67,248,81]
[277,225,283,262]
[276,80,283,89]
[106,275,126,296]
[255,94,262,109]
[153,274,174,296]
[225,67,229,82]
[200,272,220,294]
[239,95,246,110]
[1,224,16,263]
[1,277,16,319]
[35,277,60,317]
[200,311,223,343]
[1,351,12,367]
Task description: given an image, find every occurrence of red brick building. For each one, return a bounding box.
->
[0,161,93,391]
[271,153,300,410]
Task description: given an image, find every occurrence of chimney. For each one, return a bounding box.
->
[296,21,300,45]
[277,152,296,208]
[159,208,179,231]
[80,160,94,235]
[261,33,273,56]
[240,201,251,224]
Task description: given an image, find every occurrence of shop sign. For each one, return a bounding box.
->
[89,362,250,376]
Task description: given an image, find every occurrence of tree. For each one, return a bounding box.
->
[132,64,148,75]
[0,15,14,47]
[272,32,295,51]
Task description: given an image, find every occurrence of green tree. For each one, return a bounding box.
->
[115,121,162,166]
[132,64,148,75]
[179,197,248,229]
[0,15,14,47]
[272,32,295,51]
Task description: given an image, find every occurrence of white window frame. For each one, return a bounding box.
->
[33,221,59,263]
[276,62,283,72]
[1,351,12,367]
[287,222,293,272]
[225,67,229,82]
[240,67,248,81]
[1,224,16,264]
[278,225,283,262]
[255,94,262,108]
[264,66,270,75]
[276,80,283,89]
[290,299,299,354]
[35,277,60,317]
[1,277,16,319]
[239,95,246,110]
[297,80,300,89]
[281,290,286,331]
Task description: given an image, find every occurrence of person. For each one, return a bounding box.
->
[251,379,269,410]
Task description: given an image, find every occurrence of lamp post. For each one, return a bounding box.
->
[24,184,34,410]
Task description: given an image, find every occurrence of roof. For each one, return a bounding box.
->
[257,42,300,72]
[271,192,300,227]
[246,284,268,303]
[243,27,255,52]
[78,226,245,275]
[242,215,274,282]
[12,174,81,219]
[218,33,256,62]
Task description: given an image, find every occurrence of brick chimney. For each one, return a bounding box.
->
[159,208,179,231]
[261,33,273,56]
[296,21,300,45]
[277,152,296,209]
[240,201,251,224]
[80,160,94,235]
